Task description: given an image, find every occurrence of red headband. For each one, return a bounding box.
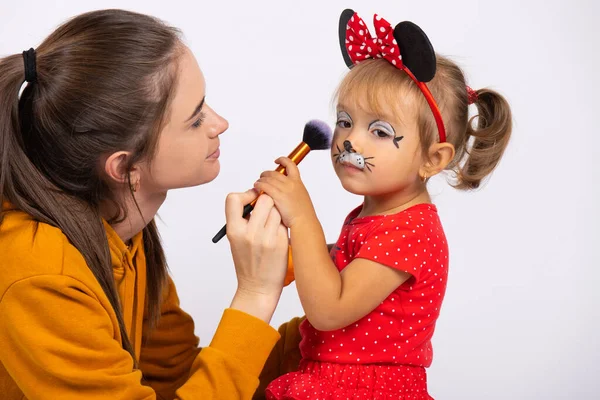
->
[344,12,447,143]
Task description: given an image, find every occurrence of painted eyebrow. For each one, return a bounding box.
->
[369,120,396,134]
[337,110,353,120]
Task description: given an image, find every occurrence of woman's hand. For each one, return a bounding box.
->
[225,189,289,323]
[254,157,317,229]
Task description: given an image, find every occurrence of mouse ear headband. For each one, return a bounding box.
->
[338,9,446,143]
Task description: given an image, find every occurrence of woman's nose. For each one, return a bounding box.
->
[207,106,229,138]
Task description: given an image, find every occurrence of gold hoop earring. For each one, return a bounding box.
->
[128,174,139,193]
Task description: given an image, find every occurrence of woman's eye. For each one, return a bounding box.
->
[192,113,206,128]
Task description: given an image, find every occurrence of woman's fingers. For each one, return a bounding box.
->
[225,189,258,238]
[264,205,283,240]
[246,194,274,234]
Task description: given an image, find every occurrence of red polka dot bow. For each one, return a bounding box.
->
[338,9,447,143]
[345,13,403,68]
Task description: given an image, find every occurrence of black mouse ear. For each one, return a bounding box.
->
[338,9,355,69]
[393,21,436,82]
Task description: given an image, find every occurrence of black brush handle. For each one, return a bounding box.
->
[212,203,255,243]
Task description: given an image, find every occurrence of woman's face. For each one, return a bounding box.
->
[139,46,229,194]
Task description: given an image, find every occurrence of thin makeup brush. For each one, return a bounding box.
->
[212,119,333,243]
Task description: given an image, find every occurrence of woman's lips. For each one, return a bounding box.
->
[207,148,220,159]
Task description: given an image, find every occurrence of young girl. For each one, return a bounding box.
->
[254,10,512,399]
[0,9,290,399]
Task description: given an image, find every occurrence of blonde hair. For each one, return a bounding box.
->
[335,57,512,189]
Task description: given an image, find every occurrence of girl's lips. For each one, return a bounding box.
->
[340,161,362,173]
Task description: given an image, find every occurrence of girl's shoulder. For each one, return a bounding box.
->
[348,203,442,232]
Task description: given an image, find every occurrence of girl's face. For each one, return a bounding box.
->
[139,46,229,194]
[331,95,425,198]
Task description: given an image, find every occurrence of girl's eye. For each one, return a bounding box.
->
[373,129,392,138]
[192,113,206,128]
[336,120,352,129]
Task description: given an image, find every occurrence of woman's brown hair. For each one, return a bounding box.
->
[0,9,182,362]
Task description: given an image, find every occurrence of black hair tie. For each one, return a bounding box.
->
[22,48,37,83]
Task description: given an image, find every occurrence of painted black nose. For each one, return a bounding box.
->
[343,140,353,152]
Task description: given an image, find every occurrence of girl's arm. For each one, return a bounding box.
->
[290,216,410,331]
[255,157,411,332]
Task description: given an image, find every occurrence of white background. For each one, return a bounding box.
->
[1,1,598,398]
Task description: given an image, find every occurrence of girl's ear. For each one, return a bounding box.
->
[420,142,455,178]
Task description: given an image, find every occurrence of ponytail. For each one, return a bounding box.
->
[0,52,138,363]
[2,10,180,364]
[453,88,512,189]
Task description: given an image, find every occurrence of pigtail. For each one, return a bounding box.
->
[453,88,512,189]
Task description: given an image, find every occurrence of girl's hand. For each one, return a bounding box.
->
[225,189,289,322]
[254,157,317,229]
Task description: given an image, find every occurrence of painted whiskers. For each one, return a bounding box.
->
[333,140,376,172]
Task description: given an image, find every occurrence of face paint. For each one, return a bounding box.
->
[369,120,404,149]
[333,140,376,172]
[344,140,353,152]
[393,135,404,148]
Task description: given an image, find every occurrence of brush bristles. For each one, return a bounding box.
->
[303,119,333,150]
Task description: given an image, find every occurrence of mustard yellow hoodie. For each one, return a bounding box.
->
[0,204,283,399]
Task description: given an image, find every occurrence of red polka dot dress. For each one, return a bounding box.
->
[266,203,449,399]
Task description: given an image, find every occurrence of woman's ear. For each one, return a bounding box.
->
[420,142,455,178]
[104,151,136,186]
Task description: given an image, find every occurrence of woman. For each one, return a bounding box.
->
[0,9,291,399]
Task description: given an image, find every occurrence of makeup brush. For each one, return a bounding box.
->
[212,119,332,243]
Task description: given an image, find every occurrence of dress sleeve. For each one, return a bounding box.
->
[355,219,431,284]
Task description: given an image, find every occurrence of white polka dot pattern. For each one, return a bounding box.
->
[266,360,434,399]
[266,203,448,399]
[344,12,404,69]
